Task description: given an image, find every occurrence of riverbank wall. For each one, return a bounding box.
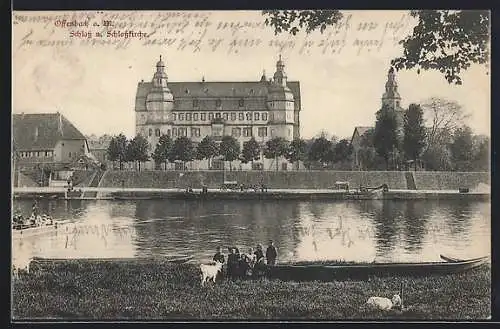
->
[98,170,490,191]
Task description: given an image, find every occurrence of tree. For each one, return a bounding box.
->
[126,135,150,171]
[240,137,261,167]
[219,136,241,171]
[262,10,489,85]
[152,134,173,170]
[264,137,289,171]
[196,135,219,169]
[286,137,308,170]
[420,97,470,152]
[403,104,427,171]
[472,135,489,172]
[421,144,453,171]
[107,133,128,170]
[373,105,400,170]
[307,136,333,168]
[333,139,353,163]
[449,126,474,171]
[171,137,195,170]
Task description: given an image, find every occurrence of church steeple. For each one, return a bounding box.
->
[382,66,401,108]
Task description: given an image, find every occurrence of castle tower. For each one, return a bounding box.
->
[140,56,174,148]
[266,55,295,141]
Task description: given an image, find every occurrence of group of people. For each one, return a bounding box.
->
[12,201,53,229]
[212,241,278,279]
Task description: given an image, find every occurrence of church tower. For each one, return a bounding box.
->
[266,55,295,141]
[142,56,174,148]
[381,67,405,132]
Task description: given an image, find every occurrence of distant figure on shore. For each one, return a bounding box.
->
[254,244,264,263]
[266,240,278,265]
[227,248,239,280]
[213,246,225,264]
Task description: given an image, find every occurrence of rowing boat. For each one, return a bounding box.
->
[12,222,64,240]
[266,255,488,281]
[31,254,195,264]
[440,254,489,263]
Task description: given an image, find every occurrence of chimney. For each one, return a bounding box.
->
[58,112,63,136]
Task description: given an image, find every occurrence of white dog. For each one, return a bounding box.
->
[366,294,402,311]
[200,261,223,286]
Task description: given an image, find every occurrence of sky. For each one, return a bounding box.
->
[12,10,490,139]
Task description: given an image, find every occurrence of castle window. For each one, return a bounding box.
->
[254,112,260,120]
[155,128,160,137]
[230,113,236,121]
[239,99,244,107]
[215,112,221,119]
[193,99,199,107]
[216,99,222,107]
[271,129,275,137]
[246,112,252,121]
[201,113,206,121]
[239,112,244,121]
[149,128,153,136]
[173,128,177,137]
[167,129,171,136]
[243,127,252,137]
[258,127,267,137]
[172,113,177,121]
[193,113,199,121]
[249,89,254,95]
[212,127,223,137]
[179,113,184,121]
[178,128,187,137]
[186,113,192,121]
[262,112,268,121]
[185,89,190,94]
[232,128,241,137]
[191,127,201,137]
[209,112,214,120]
[223,113,228,120]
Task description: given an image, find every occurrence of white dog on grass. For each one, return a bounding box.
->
[200,261,223,286]
[366,294,402,311]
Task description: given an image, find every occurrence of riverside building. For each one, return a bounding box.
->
[135,55,302,170]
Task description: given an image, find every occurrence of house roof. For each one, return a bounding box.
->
[350,126,374,144]
[12,113,86,151]
[136,81,301,110]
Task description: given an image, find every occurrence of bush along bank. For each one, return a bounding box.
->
[12,260,490,320]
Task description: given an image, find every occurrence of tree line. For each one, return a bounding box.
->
[357,98,489,172]
[105,97,488,172]
[106,133,357,171]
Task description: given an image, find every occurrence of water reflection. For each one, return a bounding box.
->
[11,199,490,263]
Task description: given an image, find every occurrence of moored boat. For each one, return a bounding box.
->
[31,254,194,264]
[266,255,488,281]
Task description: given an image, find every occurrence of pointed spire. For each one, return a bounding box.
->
[260,69,267,82]
[202,76,205,83]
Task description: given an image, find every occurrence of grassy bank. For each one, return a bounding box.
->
[12,260,490,320]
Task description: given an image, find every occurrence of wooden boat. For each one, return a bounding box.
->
[266,256,488,281]
[440,254,489,263]
[12,222,64,240]
[31,254,194,264]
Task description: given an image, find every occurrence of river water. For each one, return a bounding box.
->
[12,199,490,263]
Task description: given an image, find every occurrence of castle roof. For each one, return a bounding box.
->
[136,81,301,109]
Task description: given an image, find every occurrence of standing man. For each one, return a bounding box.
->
[266,240,278,265]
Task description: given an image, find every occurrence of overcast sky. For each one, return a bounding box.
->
[12,10,490,139]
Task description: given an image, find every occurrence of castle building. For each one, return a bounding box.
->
[135,55,301,170]
[351,67,406,169]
